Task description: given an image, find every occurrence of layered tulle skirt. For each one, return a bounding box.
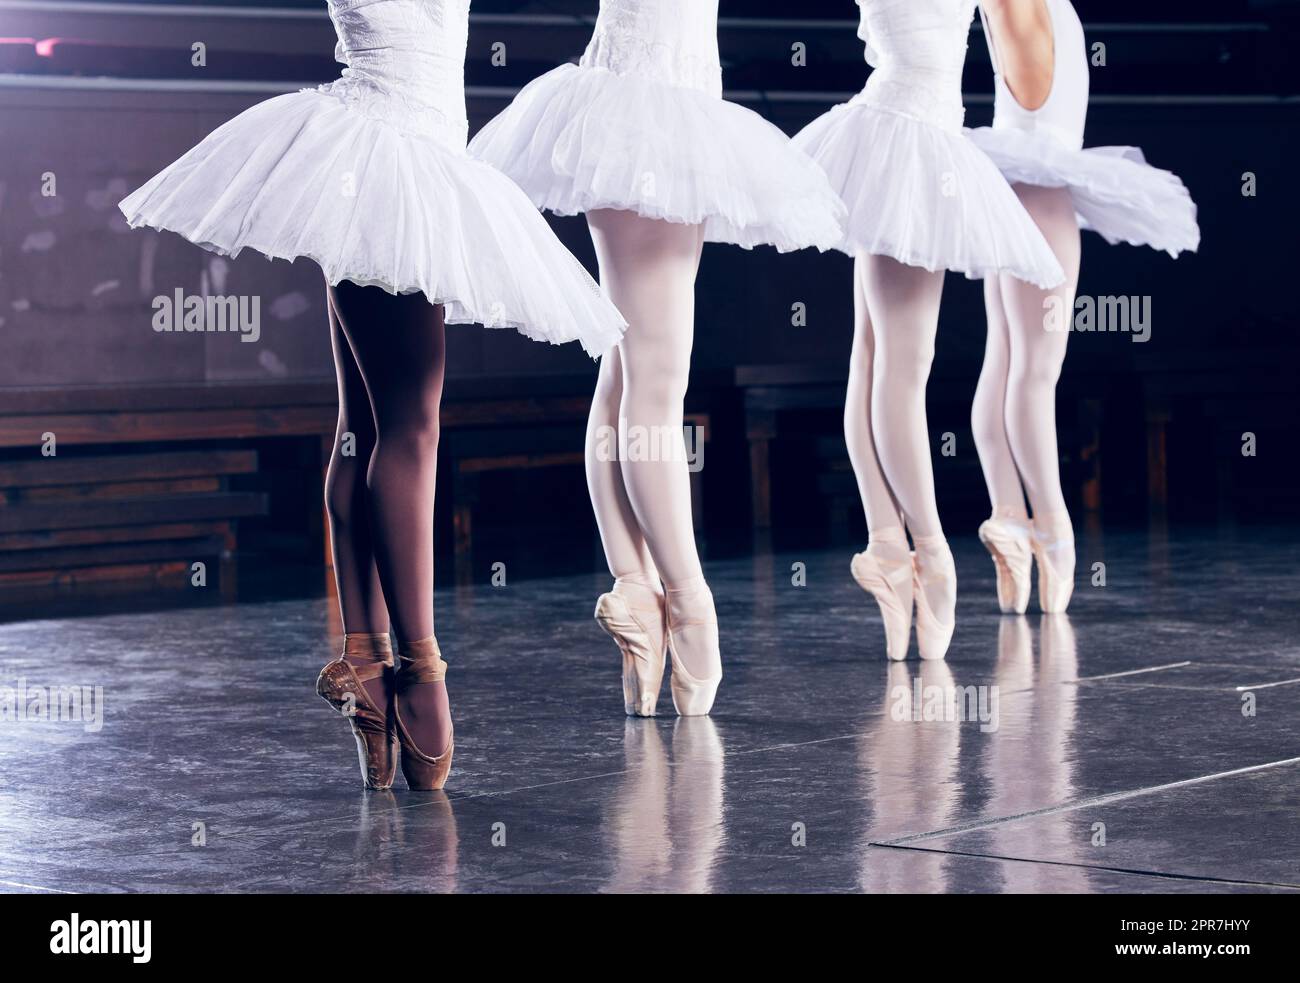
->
[966,126,1200,258]
[793,102,1066,288]
[468,64,846,252]
[119,88,626,357]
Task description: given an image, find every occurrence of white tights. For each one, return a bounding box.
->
[585,209,718,678]
[844,254,954,614]
[971,183,1081,557]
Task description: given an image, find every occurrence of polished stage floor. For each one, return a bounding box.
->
[1,527,1297,893]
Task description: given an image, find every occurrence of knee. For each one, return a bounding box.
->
[623,354,690,412]
[375,398,441,459]
[1009,356,1063,393]
[875,343,934,392]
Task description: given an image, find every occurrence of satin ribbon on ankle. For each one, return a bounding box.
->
[396,636,448,691]
[343,632,393,661]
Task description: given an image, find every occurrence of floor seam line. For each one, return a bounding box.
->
[867,843,1300,890]
[879,755,1300,845]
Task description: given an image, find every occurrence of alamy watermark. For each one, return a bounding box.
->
[50,914,150,963]
[1044,294,1151,343]
[0,678,104,733]
[592,417,704,472]
[152,288,260,342]
[891,677,1000,733]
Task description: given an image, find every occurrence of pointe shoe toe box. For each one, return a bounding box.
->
[851,551,914,661]
[595,591,667,718]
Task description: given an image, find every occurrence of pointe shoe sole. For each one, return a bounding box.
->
[595,593,666,717]
[978,520,1032,615]
[316,661,398,791]
[850,553,912,661]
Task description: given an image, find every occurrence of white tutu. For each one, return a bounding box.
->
[966,127,1200,257]
[120,89,624,357]
[469,64,846,253]
[793,103,1066,288]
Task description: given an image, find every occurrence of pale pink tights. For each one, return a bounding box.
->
[584,209,719,680]
[971,183,1082,560]
[843,254,955,617]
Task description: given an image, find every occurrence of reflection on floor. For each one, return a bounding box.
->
[1,527,1297,893]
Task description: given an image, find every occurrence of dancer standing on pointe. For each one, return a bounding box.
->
[968,0,1198,615]
[471,0,845,717]
[793,0,1065,662]
[119,0,626,791]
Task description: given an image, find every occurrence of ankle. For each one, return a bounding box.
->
[664,576,715,627]
[866,525,910,566]
[613,574,664,608]
[343,632,392,664]
[911,533,954,576]
[1032,509,1074,544]
[990,504,1030,531]
[397,635,443,673]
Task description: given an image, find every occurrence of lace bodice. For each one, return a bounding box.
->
[851,0,978,132]
[984,0,1088,150]
[317,0,470,147]
[579,0,723,97]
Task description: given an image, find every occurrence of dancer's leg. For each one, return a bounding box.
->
[862,255,955,620]
[971,278,1030,519]
[999,184,1080,526]
[586,343,660,586]
[587,209,716,681]
[863,255,946,536]
[324,289,390,707]
[999,184,1081,566]
[846,253,906,561]
[325,290,387,630]
[329,281,450,755]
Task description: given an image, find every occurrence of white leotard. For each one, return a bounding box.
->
[981,0,1089,150]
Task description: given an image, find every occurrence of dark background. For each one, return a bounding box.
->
[0,1,1296,614]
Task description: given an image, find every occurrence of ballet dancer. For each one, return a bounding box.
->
[793,0,1064,661]
[119,0,626,790]
[471,0,845,716]
[968,0,1198,613]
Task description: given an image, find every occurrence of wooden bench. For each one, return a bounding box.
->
[0,382,329,604]
[0,449,265,598]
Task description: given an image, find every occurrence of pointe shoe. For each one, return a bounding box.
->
[1031,533,1075,614]
[978,517,1032,614]
[317,633,398,790]
[912,552,956,662]
[595,589,667,717]
[850,550,914,661]
[665,607,721,717]
[393,637,454,791]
